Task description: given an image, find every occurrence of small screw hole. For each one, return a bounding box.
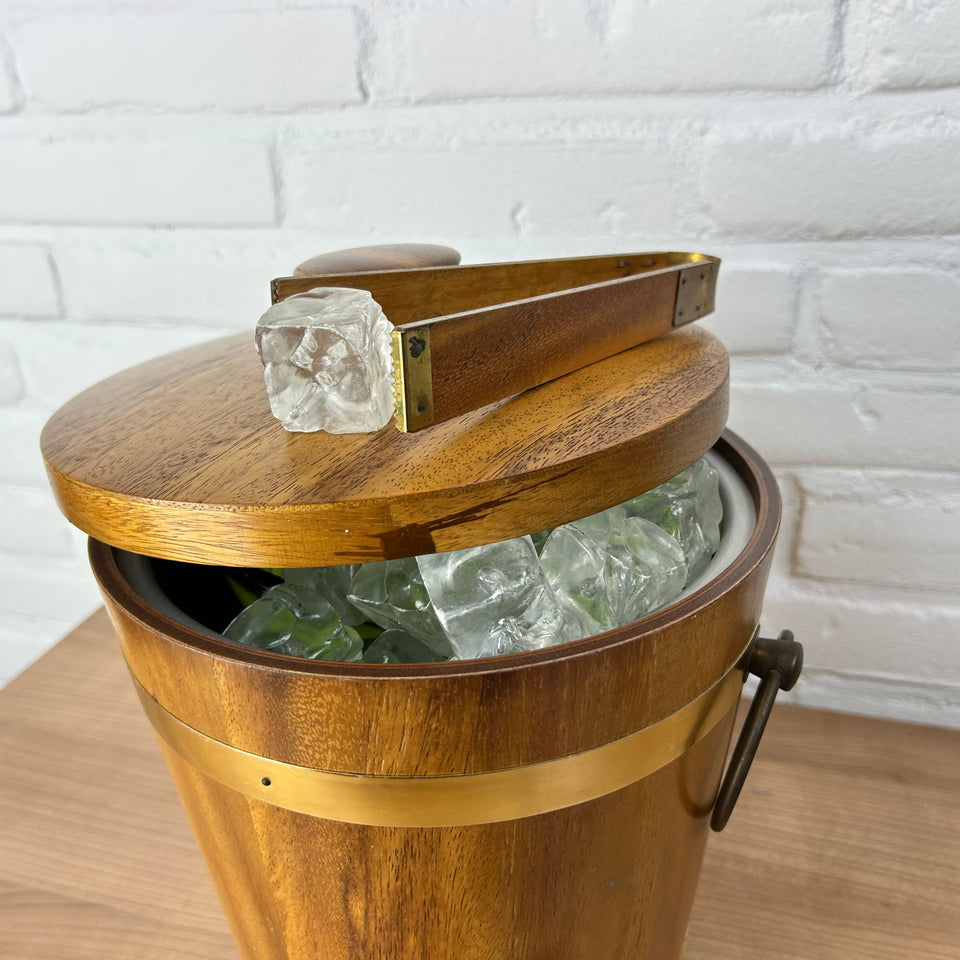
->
[261,777,272,787]
[700,272,705,280]
[681,276,686,285]
[678,310,684,318]
[695,303,702,311]
[417,401,426,414]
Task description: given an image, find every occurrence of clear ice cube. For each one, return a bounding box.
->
[256,286,395,433]
[417,537,577,659]
[362,629,449,664]
[347,557,453,658]
[217,461,723,662]
[540,507,688,636]
[222,582,363,660]
[283,564,367,625]
[625,458,722,582]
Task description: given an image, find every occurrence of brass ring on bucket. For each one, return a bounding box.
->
[133,643,747,828]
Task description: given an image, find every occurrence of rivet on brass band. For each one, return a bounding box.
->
[134,657,746,828]
[674,259,718,327]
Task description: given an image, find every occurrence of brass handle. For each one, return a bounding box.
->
[711,630,803,832]
[293,243,461,276]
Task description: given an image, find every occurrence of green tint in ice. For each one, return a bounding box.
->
[625,458,722,583]
[362,629,449,664]
[283,564,367,625]
[539,507,687,638]
[347,557,453,658]
[223,582,363,661]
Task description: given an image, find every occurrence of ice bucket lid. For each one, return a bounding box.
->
[40,290,728,570]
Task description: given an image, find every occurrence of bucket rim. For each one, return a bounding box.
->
[89,429,780,681]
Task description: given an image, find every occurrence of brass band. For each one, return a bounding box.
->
[391,325,434,432]
[134,650,747,828]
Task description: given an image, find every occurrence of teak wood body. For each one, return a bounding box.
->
[89,432,780,960]
[8,614,960,960]
[41,326,728,568]
[274,251,719,430]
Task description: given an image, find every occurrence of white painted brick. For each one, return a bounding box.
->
[283,142,678,237]
[701,267,794,354]
[58,248,283,326]
[0,484,76,558]
[727,381,960,471]
[390,0,833,100]
[817,268,960,371]
[6,320,232,410]
[0,554,99,628]
[0,139,275,227]
[702,129,960,239]
[0,245,60,317]
[0,52,18,114]
[761,588,960,687]
[0,408,50,484]
[765,472,802,583]
[13,10,361,112]
[794,471,960,592]
[864,0,960,90]
[778,670,960,730]
[0,339,24,403]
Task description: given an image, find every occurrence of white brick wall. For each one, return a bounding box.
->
[8,319,232,409]
[0,244,60,316]
[0,139,275,226]
[0,0,958,730]
[283,141,680,237]
[382,0,838,100]
[794,470,960,591]
[702,125,960,240]
[0,338,24,403]
[57,246,284,326]
[12,10,362,111]
[727,379,960,470]
[0,44,19,114]
[862,0,960,90]
[701,267,795,355]
[1,484,77,558]
[817,268,960,370]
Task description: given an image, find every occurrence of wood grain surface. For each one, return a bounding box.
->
[88,431,776,777]
[82,431,778,959]
[2,609,958,960]
[415,266,682,426]
[75,430,776,959]
[41,326,728,567]
[293,243,462,276]
[275,251,704,323]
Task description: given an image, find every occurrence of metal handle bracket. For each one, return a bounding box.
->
[711,629,803,832]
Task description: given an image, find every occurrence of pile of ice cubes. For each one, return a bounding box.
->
[223,458,723,663]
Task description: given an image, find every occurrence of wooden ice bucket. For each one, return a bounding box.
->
[42,248,796,960]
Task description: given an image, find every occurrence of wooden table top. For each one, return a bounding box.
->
[2,609,958,960]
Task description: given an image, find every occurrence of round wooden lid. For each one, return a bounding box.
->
[41,327,728,567]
